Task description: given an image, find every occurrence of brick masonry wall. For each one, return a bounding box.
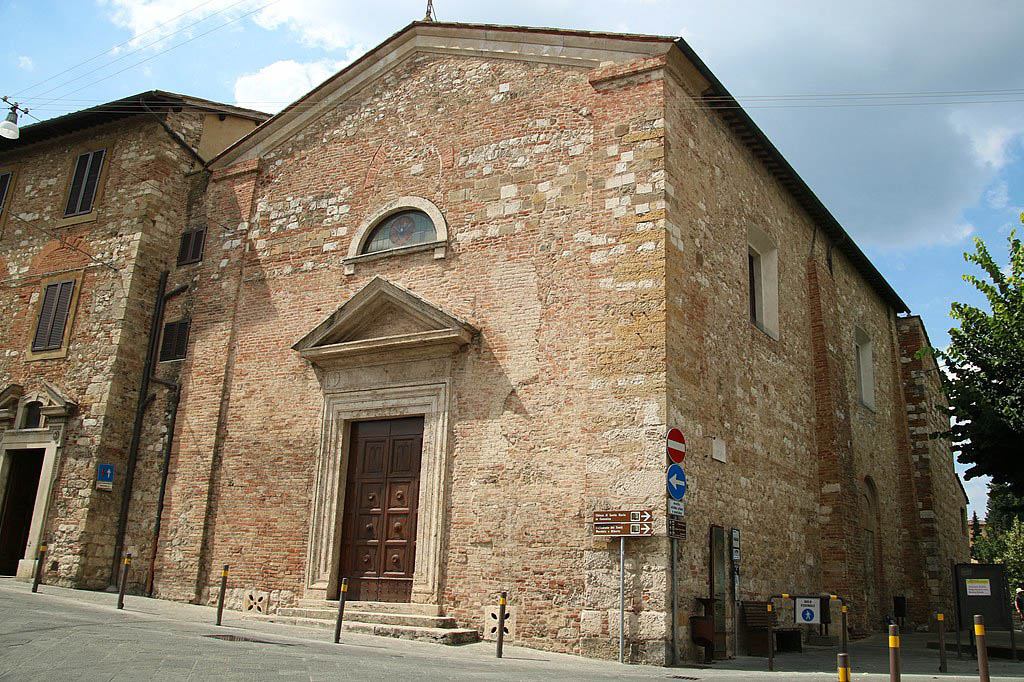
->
[896,315,969,620]
[151,52,672,662]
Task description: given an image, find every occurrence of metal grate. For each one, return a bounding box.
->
[203,634,292,646]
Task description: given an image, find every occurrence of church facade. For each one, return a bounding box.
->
[1,22,968,664]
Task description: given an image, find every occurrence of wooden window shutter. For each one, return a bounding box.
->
[177,228,206,266]
[64,149,105,217]
[190,228,205,263]
[32,280,75,351]
[0,172,11,215]
[160,319,190,361]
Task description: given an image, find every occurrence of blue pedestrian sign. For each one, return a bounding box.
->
[666,463,687,500]
[96,464,114,491]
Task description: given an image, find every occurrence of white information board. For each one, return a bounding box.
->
[795,596,820,625]
[965,578,991,596]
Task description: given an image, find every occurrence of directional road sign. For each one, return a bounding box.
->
[666,463,687,500]
[593,510,652,524]
[667,515,687,539]
[593,522,654,537]
[667,428,686,464]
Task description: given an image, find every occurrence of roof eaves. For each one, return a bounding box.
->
[672,38,910,314]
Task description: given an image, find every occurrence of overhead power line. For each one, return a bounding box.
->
[15,0,223,99]
[23,0,280,112]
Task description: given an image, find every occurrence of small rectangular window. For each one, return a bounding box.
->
[748,250,761,325]
[159,319,190,361]
[0,171,11,217]
[64,149,106,217]
[854,326,875,409]
[176,228,206,266]
[32,280,76,351]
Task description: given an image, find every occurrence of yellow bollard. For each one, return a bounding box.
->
[937,612,947,673]
[974,615,990,682]
[837,652,850,681]
[889,623,901,681]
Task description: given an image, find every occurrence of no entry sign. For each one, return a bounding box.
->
[667,428,686,464]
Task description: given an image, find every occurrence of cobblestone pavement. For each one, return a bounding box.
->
[1,579,1022,681]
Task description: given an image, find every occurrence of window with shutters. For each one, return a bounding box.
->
[58,145,110,227]
[159,319,190,361]
[27,272,83,360]
[0,166,15,232]
[177,228,206,266]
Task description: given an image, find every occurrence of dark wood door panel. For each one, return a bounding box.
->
[340,417,423,602]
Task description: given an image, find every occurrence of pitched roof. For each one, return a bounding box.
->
[2,90,269,151]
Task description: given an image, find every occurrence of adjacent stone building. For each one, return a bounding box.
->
[0,92,266,587]
[1,23,969,665]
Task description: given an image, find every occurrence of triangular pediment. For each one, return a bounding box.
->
[293,276,476,365]
[210,22,673,169]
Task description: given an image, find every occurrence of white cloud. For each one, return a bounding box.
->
[939,223,975,244]
[233,58,349,113]
[17,56,34,71]
[951,113,1024,170]
[986,181,1009,210]
[960,472,990,519]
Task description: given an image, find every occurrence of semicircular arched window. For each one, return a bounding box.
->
[362,210,437,255]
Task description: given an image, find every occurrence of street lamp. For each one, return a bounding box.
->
[0,97,27,140]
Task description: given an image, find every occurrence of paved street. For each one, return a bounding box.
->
[1,578,1022,681]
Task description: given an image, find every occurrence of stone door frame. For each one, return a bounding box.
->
[0,431,64,580]
[0,382,74,580]
[305,378,451,605]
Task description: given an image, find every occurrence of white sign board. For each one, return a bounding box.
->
[668,499,684,516]
[965,578,991,596]
[795,597,820,625]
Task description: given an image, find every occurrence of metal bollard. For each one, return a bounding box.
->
[767,602,774,671]
[974,615,990,682]
[496,591,507,659]
[215,564,228,626]
[333,578,348,644]
[937,612,947,673]
[116,553,131,610]
[837,652,850,682]
[841,604,848,654]
[31,544,47,593]
[888,623,901,682]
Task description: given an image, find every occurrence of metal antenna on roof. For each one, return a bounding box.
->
[423,0,436,21]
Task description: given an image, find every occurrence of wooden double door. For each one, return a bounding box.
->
[340,417,423,602]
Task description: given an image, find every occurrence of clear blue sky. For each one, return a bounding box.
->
[4,1,1021,518]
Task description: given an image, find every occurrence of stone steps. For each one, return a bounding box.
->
[276,606,458,629]
[246,600,477,646]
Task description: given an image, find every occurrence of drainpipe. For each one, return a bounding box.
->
[110,272,187,587]
[146,380,179,596]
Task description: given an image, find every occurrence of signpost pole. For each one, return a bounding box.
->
[671,536,679,666]
[619,536,625,664]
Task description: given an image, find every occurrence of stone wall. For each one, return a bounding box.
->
[662,42,965,648]
[0,112,202,588]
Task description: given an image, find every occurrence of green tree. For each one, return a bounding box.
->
[937,219,1024,497]
[970,511,982,560]
[986,482,1024,534]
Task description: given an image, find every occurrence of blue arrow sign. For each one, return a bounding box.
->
[97,464,114,483]
[667,463,687,500]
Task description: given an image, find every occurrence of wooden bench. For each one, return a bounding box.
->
[740,600,802,656]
